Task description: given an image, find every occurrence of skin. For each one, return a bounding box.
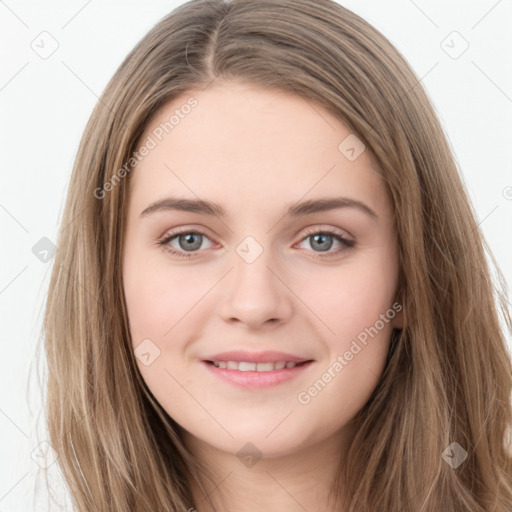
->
[122,80,402,512]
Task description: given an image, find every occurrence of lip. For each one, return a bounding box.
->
[202,350,311,364]
[201,351,314,389]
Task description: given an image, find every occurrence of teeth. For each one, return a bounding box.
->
[211,360,299,371]
[239,362,257,371]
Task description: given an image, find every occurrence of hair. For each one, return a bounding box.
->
[38,0,512,510]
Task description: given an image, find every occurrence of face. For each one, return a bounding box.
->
[122,80,402,461]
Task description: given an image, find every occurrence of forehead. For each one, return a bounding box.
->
[128,81,389,218]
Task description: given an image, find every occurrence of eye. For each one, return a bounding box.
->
[157,229,214,259]
[157,226,355,259]
[296,227,355,259]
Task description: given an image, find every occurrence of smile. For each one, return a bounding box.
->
[207,360,309,371]
[202,360,314,389]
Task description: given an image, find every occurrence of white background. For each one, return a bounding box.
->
[1,0,511,509]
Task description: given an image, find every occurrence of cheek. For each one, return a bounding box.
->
[123,249,208,345]
[294,266,397,424]
[122,253,203,403]
[298,249,399,340]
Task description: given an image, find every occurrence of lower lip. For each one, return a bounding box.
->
[202,361,314,389]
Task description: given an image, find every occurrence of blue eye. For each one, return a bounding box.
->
[157,231,213,259]
[157,227,355,259]
[297,228,355,259]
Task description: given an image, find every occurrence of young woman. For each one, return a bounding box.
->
[42,0,512,510]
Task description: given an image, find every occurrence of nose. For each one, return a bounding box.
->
[219,246,293,330]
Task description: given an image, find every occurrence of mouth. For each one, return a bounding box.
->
[204,360,312,371]
[201,359,314,389]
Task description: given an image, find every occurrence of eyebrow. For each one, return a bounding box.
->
[139,196,378,220]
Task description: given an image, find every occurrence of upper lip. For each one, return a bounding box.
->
[202,350,313,364]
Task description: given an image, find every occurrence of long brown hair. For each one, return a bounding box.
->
[39,0,512,510]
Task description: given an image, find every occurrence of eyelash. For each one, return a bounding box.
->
[156,226,355,260]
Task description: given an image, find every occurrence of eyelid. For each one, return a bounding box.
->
[300,224,353,241]
[157,224,214,242]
